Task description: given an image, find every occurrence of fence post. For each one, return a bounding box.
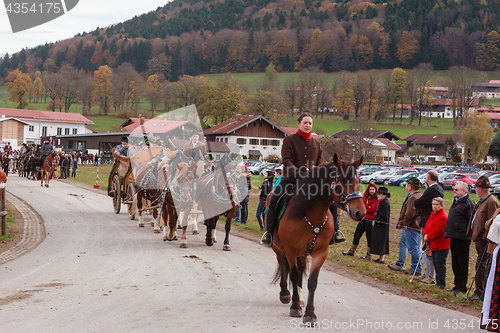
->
[1,188,5,236]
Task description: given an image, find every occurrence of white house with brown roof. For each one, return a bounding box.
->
[403,133,464,162]
[204,115,289,159]
[346,135,401,164]
[0,108,94,148]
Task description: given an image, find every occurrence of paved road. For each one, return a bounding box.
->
[0,176,481,332]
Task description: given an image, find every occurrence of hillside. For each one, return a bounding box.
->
[1,0,500,79]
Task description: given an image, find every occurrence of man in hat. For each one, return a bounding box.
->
[114,137,129,156]
[388,177,423,276]
[19,143,27,155]
[183,130,207,159]
[467,175,499,301]
[39,138,54,168]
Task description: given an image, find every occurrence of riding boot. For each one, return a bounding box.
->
[360,247,371,260]
[329,230,346,245]
[261,208,276,246]
[342,244,357,256]
[257,217,264,231]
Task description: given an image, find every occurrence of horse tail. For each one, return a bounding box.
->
[271,256,290,285]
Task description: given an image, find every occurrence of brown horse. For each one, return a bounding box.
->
[267,154,366,324]
[40,151,59,187]
[195,160,238,251]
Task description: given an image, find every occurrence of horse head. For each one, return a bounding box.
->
[331,154,366,221]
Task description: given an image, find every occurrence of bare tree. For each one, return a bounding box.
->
[283,77,298,116]
[42,72,64,111]
[59,65,80,112]
[352,73,367,121]
[412,63,434,126]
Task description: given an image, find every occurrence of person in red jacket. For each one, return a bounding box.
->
[343,183,379,259]
[423,197,450,288]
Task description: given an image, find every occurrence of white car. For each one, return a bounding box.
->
[360,170,391,184]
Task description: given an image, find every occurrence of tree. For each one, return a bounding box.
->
[244,90,283,124]
[407,145,430,164]
[365,72,380,121]
[146,74,162,118]
[333,72,354,120]
[352,74,367,121]
[444,136,461,163]
[59,65,81,112]
[5,69,33,109]
[413,63,434,126]
[488,132,500,161]
[200,74,244,125]
[462,112,494,163]
[92,65,113,115]
[475,30,500,70]
[32,71,43,103]
[396,31,420,66]
[111,62,143,113]
[389,68,407,125]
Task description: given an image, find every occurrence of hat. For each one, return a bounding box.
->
[376,187,391,198]
[121,136,128,143]
[476,175,492,188]
[191,129,200,137]
[407,177,421,188]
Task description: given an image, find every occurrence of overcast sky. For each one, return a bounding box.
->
[0,0,172,56]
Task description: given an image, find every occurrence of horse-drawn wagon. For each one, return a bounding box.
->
[108,149,136,219]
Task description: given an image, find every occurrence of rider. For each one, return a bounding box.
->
[39,139,54,169]
[183,130,208,160]
[114,137,129,156]
[261,113,323,246]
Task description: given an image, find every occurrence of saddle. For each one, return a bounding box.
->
[269,185,296,224]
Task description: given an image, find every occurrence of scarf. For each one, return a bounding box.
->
[297,129,312,141]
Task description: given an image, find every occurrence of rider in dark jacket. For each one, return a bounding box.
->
[39,139,54,168]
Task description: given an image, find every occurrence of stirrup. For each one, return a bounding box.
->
[260,231,272,246]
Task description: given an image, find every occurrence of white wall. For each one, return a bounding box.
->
[23,119,93,144]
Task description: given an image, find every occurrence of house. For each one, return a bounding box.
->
[122,117,201,142]
[402,133,463,162]
[472,80,500,99]
[420,99,479,119]
[0,118,30,149]
[346,135,401,164]
[331,130,400,142]
[203,115,289,159]
[0,108,94,148]
[418,86,448,99]
[281,127,324,139]
[51,132,130,156]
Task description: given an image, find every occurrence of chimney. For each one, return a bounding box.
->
[236,114,242,121]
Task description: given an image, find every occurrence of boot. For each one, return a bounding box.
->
[261,208,276,246]
[329,230,346,245]
[257,217,264,231]
[342,244,357,256]
[360,247,371,260]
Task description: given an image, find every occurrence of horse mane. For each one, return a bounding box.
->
[287,161,356,219]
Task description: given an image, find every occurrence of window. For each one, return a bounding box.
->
[250,139,258,145]
[271,140,279,146]
[29,125,34,132]
[261,139,269,146]
[428,147,436,153]
[65,128,70,135]
[224,138,228,143]
[57,127,62,135]
[42,126,47,137]
[237,138,246,144]
[72,128,77,135]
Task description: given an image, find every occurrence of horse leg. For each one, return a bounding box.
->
[288,261,303,318]
[180,226,188,248]
[303,252,328,324]
[138,195,145,228]
[152,208,161,233]
[297,256,307,307]
[191,213,199,234]
[205,217,214,247]
[276,252,291,304]
[223,216,231,251]
[40,170,43,186]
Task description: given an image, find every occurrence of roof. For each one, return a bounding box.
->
[403,133,462,145]
[206,141,230,152]
[55,132,131,139]
[331,130,401,141]
[348,136,400,150]
[280,127,324,139]
[478,106,500,112]
[485,112,500,120]
[127,119,200,134]
[0,117,30,125]
[0,108,93,124]
[203,115,289,136]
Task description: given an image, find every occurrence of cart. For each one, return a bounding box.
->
[110,150,136,220]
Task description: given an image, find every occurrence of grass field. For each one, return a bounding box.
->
[56,165,482,310]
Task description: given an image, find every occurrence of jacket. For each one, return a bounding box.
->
[259,177,273,200]
[397,191,422,231]
[237,173,251,203]
[444,194,475,240]
[485,208,500,254]
[467,194,500,242]
[414,183,444,228]
[41,142,54,156]
[423,208,450,251]
[281,133,323,183]
[374,198,390,225]
[183,141,207,159]
[363,194,379,220]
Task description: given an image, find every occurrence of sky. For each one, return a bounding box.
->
[0,0,172,56]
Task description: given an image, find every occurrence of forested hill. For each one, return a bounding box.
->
[2,0,500,80]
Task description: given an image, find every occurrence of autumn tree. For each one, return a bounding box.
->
[389,68,407,125]
[59,65,81,112]
[257,63,280,93]
[172,75,209,108]
[244,90,283,124]
[79,74,94,116]
[283,77,298,116]
[413,63,434,126]
[92,65,113,115]
[475,30,500,70]
[145,74,162,118]
[488,132,500,161]
[396,31,420,67]
[333,72,354,120]
[349,34,373,70]
[365,72,380,121]
[32,71,43,103]
[462,112,493,163]
[111,62,143,113]
[5,69,33,109]
[352,74,367,121]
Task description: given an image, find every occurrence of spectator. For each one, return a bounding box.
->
[423,197,450,288]
[343,182,379,259]
[444,181,475,294]
[467,175,499,301]
[237,165,252,226]
[388,177,423,276]
[59,154,70,179]
[370,187,391,264]
[414,170,444,286]
[257,171,273,232]
[71,156,78,178]
[274,168,282,189]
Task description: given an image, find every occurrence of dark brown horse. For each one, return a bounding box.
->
[40,151,59,187]
[195,160,238,251]
[267,154,366,324]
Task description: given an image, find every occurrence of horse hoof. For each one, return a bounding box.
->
[45,184,49,188]
[163,236,167,241]
[173,235,178,241]
[303,315,316,324]
[206,239,213,247]
[280,294,291,304]
[192,230,199,235]
[223,244,231,251]
[290,309,302,317]
[212,238,217,243]
[299,300,305,307]
[180,243,188,248]
[154,229,160,234]
[138,224,145,228]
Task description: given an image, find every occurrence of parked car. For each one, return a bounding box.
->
[383,169,415,186]
[358,166,381,176]
[490,178,500,194]
[388,172,423,187]
[403,173,428,187]
[360,170,391,184]
[438,172,460,190]
[436,166,482,174]
[450,174,481,189]
[259,163,282,175]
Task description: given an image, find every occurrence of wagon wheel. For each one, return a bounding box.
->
[127,183,136,220]
[112,174,121,214]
